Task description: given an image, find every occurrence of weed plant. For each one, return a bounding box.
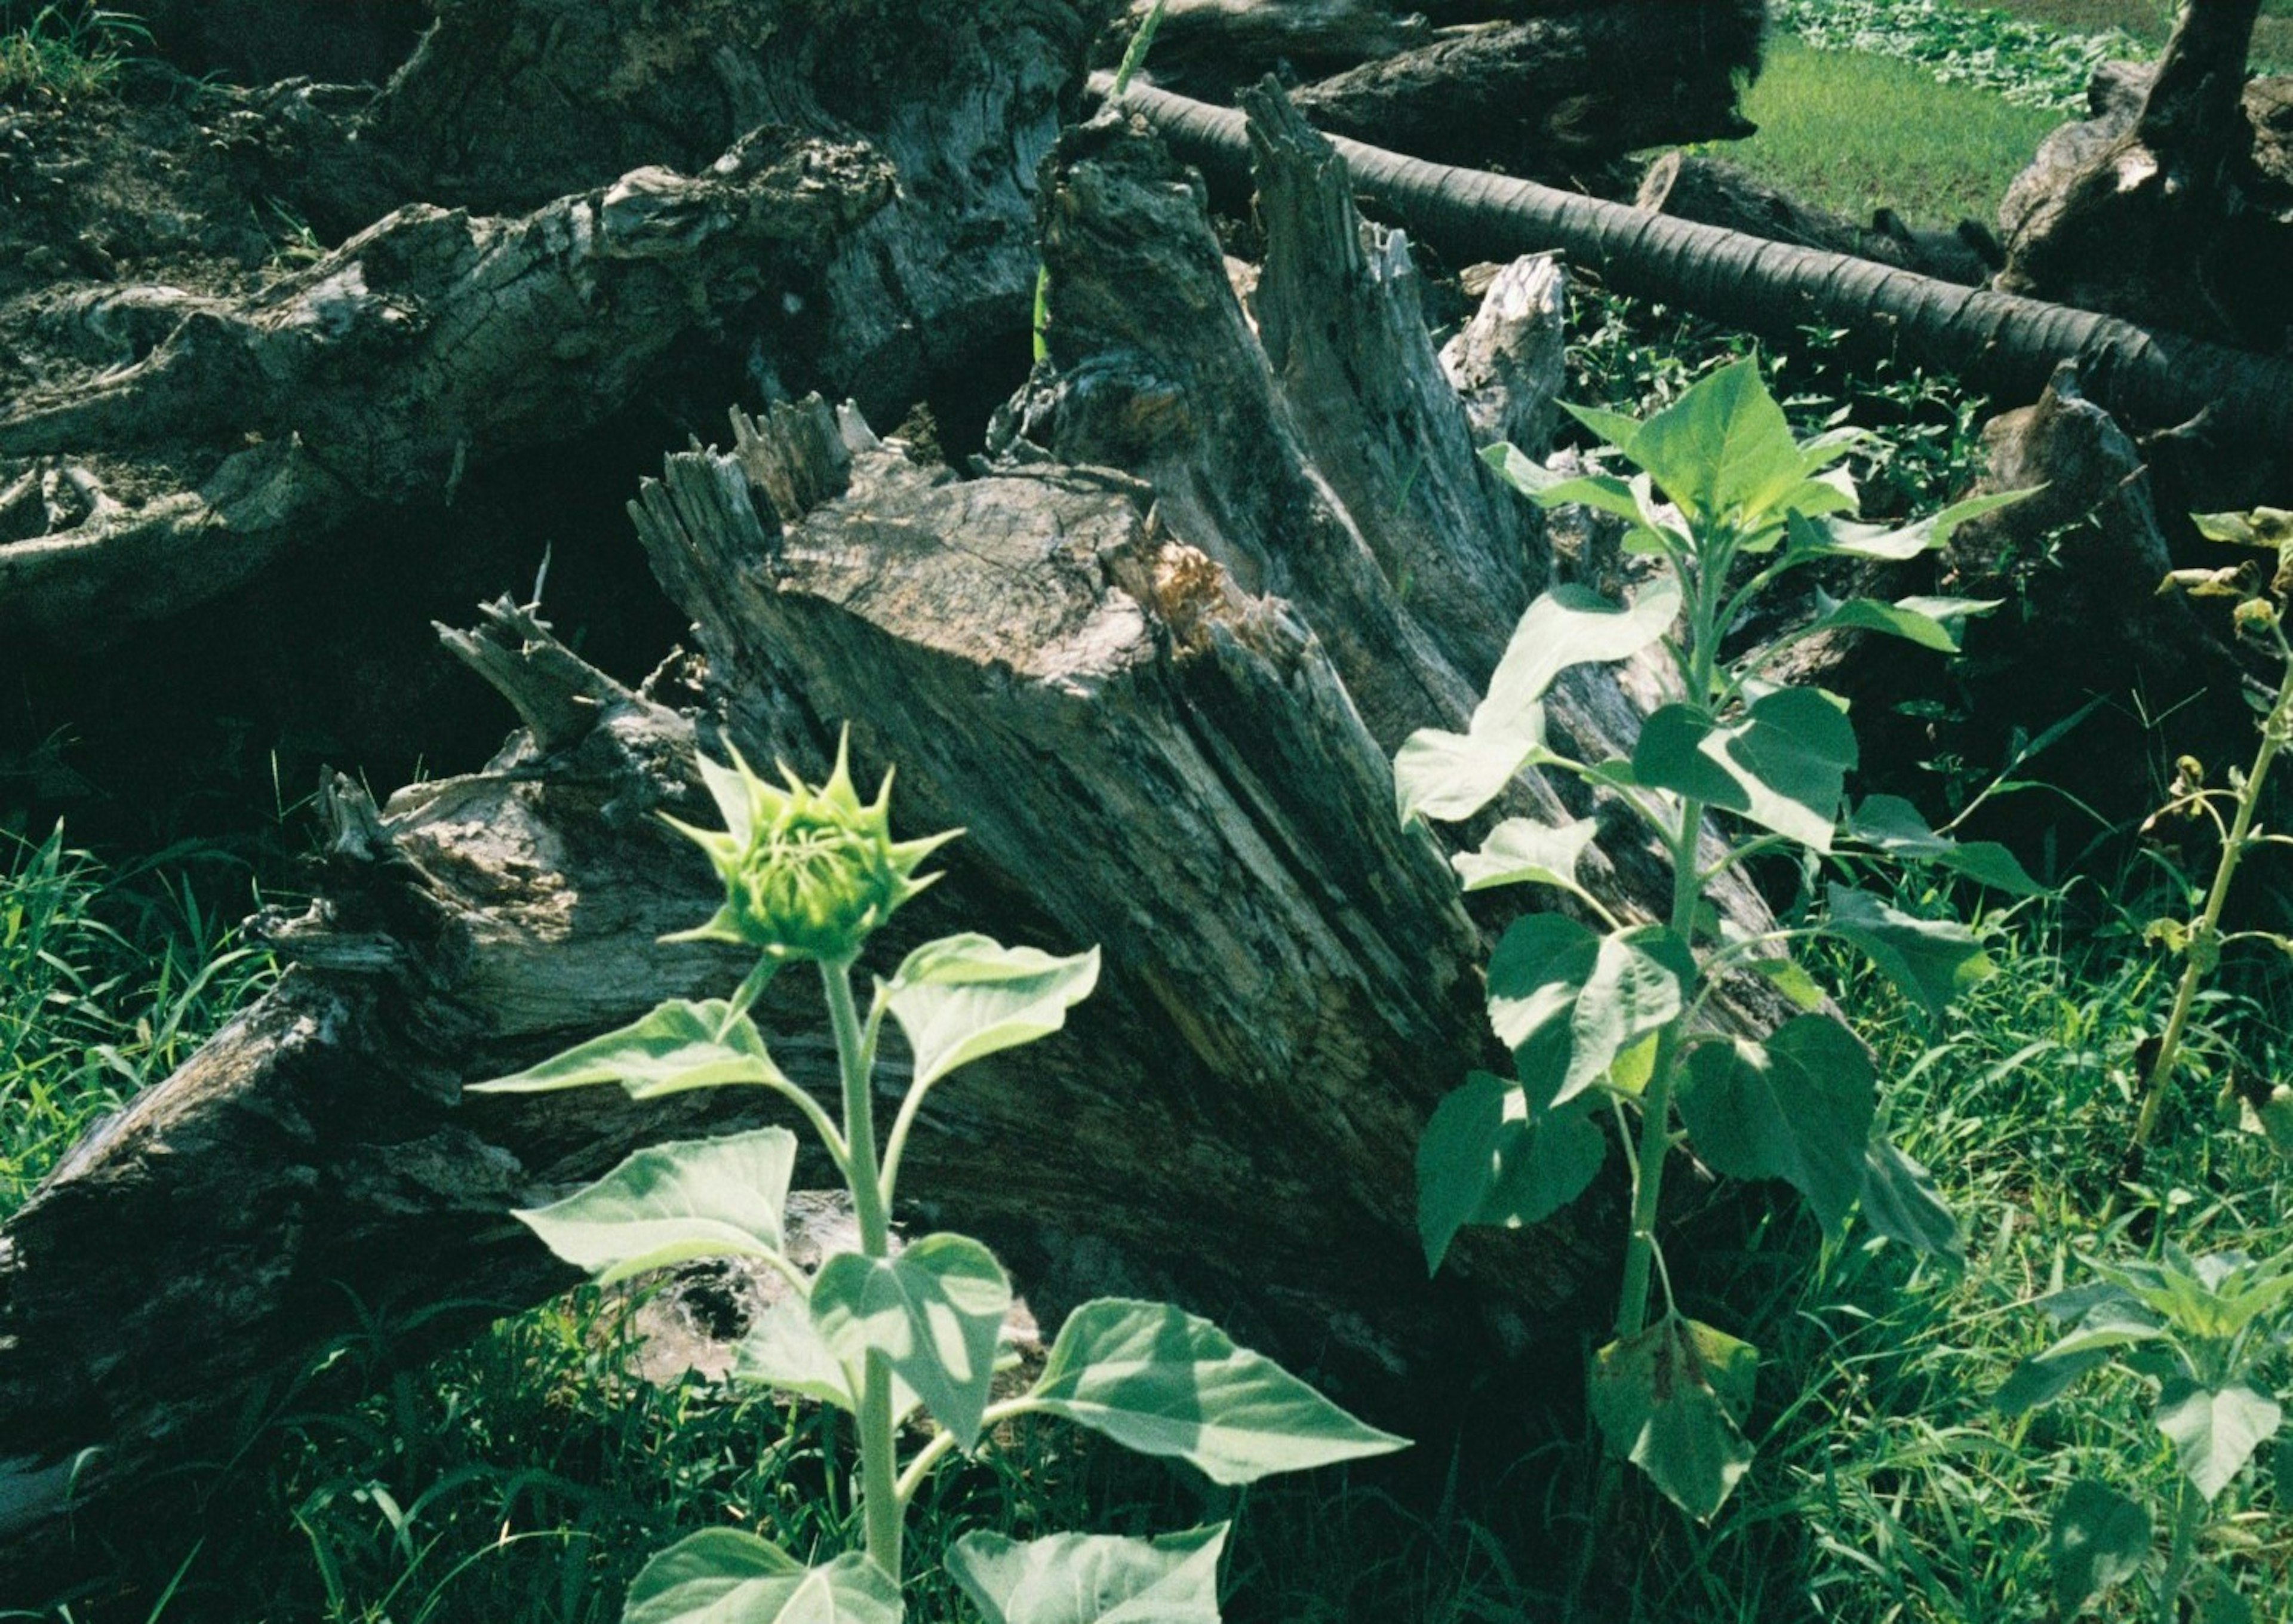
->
[0,821,273,1213]
[0,2,144,102]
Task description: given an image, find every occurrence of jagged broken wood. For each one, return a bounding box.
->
[0,90,1791,1597]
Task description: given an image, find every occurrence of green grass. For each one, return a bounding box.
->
[1714,36,2064,228]
[0,3,145,102]
[0,822,275,1214]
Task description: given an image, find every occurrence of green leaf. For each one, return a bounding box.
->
[1747,956,1825,1011]
[1619,358,1804,524]
[1807,589,2000,654]
[1416,1071,1606,1274]
[1590,1315,1757,1521]
[731,1298,857,1411]
[1476,579,1684,724]
[2193,1564,2255,1624]
[1858,1137,1962,1256]
[1634,688,1856,851]
[1393,710,1545,825]
[1450,816,1600,900]
[1996,1345,2115,1416]
[1486,917,1686,1109]
[1821,885,1993,1020]
[468,999,791,1100]
[1012,1299,1408,1485]
[514,1127,797,1287]
[1556,401,1650,459]
[1790,486,2032,561]
[2158,1377,2282,1500]
[1675,1019,1875,1231]
[811,1234,1010,1451]
[946,1524,1226,1624]
[885,935,1101,1089]
[2049,1480,2151,1617]
[1846,796,2048,896]
[623,1533,903,1624]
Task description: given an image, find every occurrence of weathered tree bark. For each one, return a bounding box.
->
[1109,76,2293,460]
[0,88,1795,1598]
[2000,0,2293,352]
[1637,150,2002,288]
[1097,0,1763,180]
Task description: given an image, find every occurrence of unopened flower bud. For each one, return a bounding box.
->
[663,730,958,962]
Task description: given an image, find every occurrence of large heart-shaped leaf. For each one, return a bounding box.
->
[732,1297,857,1411]
[884,936,1100,1089]
[1486,917,1687,1110]
[514,1127,797,1287]
[946,1525,1227,1624]
[1013,1299,1407,1485]
[810,1233,1010,1451]
[1476,579,1683,724]
[1450,817,1600,902]
[1416,1071,1606,1274]
[1615,358,1802,524]
[2158,1377,2283,1500]
[1590,1315,1757,1521]
[2049,1480,2150,1617]
[469,999,790,1099]
[1393,708,1547,826]
[1858,1137,1962,1256]
[1675,1019,1875,1231]
[1633,688,1856,851]
[1822,885,1993,1021]
[623,1531,903,1624]
[1845,795,2047,896]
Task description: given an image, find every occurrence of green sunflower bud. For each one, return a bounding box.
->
[663,730,958,963]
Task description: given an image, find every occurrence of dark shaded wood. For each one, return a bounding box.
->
[1637,151,2001,288]
[2000,1,2293,351]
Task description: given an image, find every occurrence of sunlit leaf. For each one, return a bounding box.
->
[1476,579,1684,724]
[946,1524,1227,1624]
[1789,487,2031,561]
[514,1127,796,1287]
[1012,1299,1408,1485]
[732,1298,856,1411]
[2157,1377,2282,1500]
[1615,359,1803,524]
[468,999,790,1099]
[623,1532,903,1624]
[1806,589,2000,654]
[1394,709,1545,825]
[1450,817,1600,899]
[1634,688,1857,851]
[811,1233,1011,1451]
[885,935,1100,1088]
[1486,916,1687,1109]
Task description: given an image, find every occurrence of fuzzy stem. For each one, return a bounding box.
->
[825,957,903,1582]
[2129,655,2293,1153]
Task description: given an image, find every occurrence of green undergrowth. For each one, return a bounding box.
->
[46,861,2293,1623]
[1713,36,2063,227]
[0,822,275,1213]
[0,2,145,102]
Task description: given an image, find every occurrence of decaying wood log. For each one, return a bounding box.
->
[2000,0,2293,351]
[1109,76,2293,462]
[1637,150,2002,288]
[1101,0,1765,179]
[0,136,893,642]
[0,88,1806,1597]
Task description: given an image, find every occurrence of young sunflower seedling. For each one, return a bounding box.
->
[1997,1241,2293,1623]
[473,736,1406,1624]
[1398,358,2039,1518]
